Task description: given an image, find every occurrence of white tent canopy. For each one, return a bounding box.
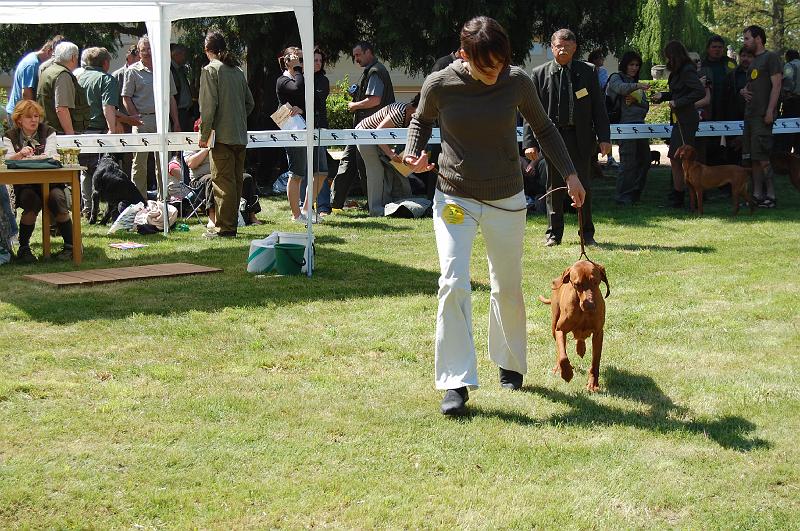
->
[0,0,317,272]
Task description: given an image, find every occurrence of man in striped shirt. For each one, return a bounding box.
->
[356,95,419,216]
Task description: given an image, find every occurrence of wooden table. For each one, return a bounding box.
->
[0,166,84,265]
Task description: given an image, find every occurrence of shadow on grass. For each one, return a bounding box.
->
[471,368,769,452]
[594,242,714,253]
[2,243,468,324]
[324,219,416,232]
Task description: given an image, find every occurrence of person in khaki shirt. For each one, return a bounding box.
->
[122,36,181,198]
[198,30,254,237]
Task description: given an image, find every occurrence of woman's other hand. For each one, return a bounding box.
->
[404,152,435,173]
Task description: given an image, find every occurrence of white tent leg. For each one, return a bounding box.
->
[147,15,173,235]
[297,6,315,277]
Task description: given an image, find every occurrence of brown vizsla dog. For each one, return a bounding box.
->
[674,144,754,216]
[538,260,609,392]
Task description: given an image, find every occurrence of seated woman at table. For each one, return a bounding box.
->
[2,99,73,263]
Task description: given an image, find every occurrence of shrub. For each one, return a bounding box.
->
[326,75,353,130]
[640,79,671,124]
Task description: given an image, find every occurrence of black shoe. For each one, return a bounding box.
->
[440,387,469,415]
[583,236,598,246]
[499,367,523,390]
[15,246,37,264]
[217,230,238,238]
[543,237,561,247]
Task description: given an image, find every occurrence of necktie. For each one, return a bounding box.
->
[558,66,571,127]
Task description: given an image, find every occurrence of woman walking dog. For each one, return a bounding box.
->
[404,16,584,415]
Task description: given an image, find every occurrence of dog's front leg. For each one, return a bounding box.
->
[687,182,697,212]
[696,187,705,216]
[89,191,100,224]
[587,330,603,392]
[554,330,573,383]
[100,206,115,225]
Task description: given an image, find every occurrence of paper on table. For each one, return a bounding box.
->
[271,103,307,131]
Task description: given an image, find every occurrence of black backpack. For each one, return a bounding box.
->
[605,72,622,124]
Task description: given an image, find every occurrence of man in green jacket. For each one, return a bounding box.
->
[198,30,255,237]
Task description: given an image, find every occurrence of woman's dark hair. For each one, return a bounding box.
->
[313,46,326,75]
[587,49,605,64]
[459,16,511,71]
[663,40,691,73]
[279,46,302,71]
[618,51,643,80]
[410,93,421,107]
[205,30,239,67]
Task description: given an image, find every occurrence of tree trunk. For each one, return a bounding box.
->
[772,0,785,53]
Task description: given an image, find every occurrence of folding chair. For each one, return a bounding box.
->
[167,180,206,224]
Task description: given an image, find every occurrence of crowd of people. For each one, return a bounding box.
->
[0,24,797,259]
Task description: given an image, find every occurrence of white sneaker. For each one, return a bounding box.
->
[206,219,215,229]
[291,213,308,223]
[303,210,323,223]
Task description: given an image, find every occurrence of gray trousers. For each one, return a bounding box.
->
[78,130,104,213]
[331,144,366,209]
[616,138,651,203]
[131,114,162,198]
[357,144,411,216]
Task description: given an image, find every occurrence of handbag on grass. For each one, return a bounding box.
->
[5,158,63,169]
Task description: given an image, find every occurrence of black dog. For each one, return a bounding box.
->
[650,150,661,166]
[90,155,145,225]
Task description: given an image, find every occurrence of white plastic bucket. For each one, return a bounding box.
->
[277,232,314,272]
[247,239,276,273]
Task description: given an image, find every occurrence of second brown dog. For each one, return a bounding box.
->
[539,260,609,392]
[674,144,754,216]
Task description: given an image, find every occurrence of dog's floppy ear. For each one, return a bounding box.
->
[595,263,610,298]
[551,267,571,290]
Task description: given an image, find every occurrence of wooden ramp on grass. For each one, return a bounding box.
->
[25,262,222,287]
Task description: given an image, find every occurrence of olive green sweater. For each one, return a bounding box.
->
[199,59,254,146]
[406,60,575,200]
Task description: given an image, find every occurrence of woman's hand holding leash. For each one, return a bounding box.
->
[565,173,585,208]
[404,153,435,173]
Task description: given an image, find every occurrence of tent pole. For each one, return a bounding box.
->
[298,6,315,277]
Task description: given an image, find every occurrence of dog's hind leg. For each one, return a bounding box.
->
[587,331,603,392]
[553,330,573,383]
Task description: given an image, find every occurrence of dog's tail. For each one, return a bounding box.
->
[537,295,551,305]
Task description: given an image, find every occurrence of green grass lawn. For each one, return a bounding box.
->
[1,167,799,528]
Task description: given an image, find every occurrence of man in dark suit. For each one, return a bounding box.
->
[523,29,611,246]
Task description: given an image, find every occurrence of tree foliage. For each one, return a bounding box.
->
[0,22,145,72]
[172,0,637,122]
[710,0,800,54]
[629,0,714,73]
[1,2,639,121]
